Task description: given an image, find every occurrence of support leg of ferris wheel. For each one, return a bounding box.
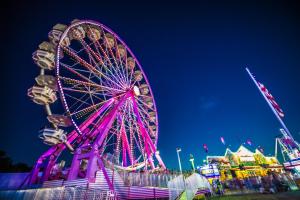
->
[117,115,131,167]
[41,155,57,182]
[93,92,131,147]
[28,99,115,185]
[68,93,130,187]
[122,143,127,167]
[97,154,114,191]
[155,151,166,170]
[122,134,128,167]
[121,118,133,166]
[67,149,81,180]
[85,146,101,182]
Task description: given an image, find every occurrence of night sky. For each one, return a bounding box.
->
[1,0,300,170]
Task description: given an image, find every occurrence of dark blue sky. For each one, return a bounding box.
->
[1,0,300,170]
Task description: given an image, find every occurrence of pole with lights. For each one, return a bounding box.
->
[189,154,195,172]
[176,148,183,175]
[176,147,187,198]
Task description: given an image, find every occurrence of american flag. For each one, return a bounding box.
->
[257,82,284,118]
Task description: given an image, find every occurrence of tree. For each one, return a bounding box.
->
[0,150,13,172]
[0,150,31,172]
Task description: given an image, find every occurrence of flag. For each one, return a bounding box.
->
[203,144,208,153]
[246,139,252,146]
[257,82,284,118]
[220,137,226,145]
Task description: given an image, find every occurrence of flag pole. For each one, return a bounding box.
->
[245,67,294,140]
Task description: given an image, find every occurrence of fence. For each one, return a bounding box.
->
[117,170,179,188]
[0,187,117,200]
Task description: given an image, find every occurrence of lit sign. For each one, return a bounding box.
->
[200,164,220,178]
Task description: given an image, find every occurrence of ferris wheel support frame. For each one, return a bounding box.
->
[67,92,130,185]
[27,99,115,185]
[66,90,164,185]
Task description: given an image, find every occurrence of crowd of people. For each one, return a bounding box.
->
[212,172,298,195]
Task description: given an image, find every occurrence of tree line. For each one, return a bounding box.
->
[0,150,31,172]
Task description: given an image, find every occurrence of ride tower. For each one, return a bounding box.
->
[275,129,300,173]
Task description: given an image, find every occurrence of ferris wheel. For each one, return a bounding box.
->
[27,19,165,184]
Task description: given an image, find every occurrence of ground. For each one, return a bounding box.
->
[208,191,300,200]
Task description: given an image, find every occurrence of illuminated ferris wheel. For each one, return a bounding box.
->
[27,19,165,183]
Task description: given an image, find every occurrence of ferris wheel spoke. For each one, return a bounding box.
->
[103,128,118,148]
[70,93,101,114]
[118,101,139,163]
[65,93,100,117]
[62,46,125,90]
[136,113,153,139]
[112,40,128,80]
[130,115,145,162]
[135,98,155,128]
[137,99,156,115]
[115,132,122,160]
[69,96,115,117]
[65,93,91,108]
[128,101,147,158]
[62,87,106,96]
[93,43,125,88]
[127,60,136,85]
[79,38,103,67]
[130,95,156,154]
[93,40,128,88]
[115,57,128,85]
[60,63,101,85]
[59,76,101,89]
[101,58,127,91]
[78,33,120,83]
[134,128,146,162]
[67,45,100,73]
[136,97,156,112]
[59,75,123,94]
[106,42,128,87]
[122,57,131,86]
[136,106,156,138]
[120,101,135,164]
[65,88,112,115]
[78,38,126,89]
[115,52,130,86]
[136,105,151,127]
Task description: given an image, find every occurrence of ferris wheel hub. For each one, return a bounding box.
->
[133,85,141,96]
